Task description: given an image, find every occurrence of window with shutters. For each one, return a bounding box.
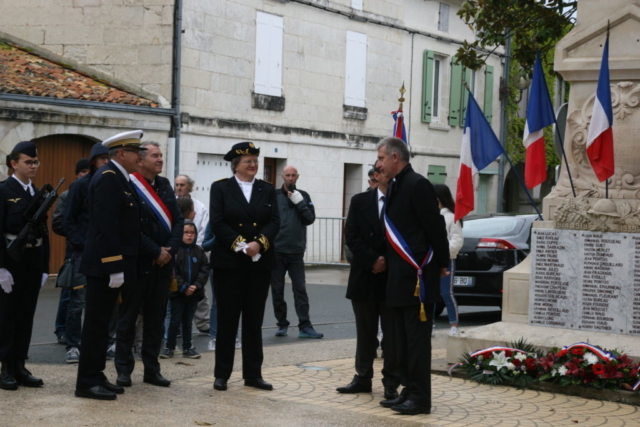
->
[484,65,495,124]
[344,31,367,108]
[438,3,450,32]
[351,0,363,11]
[427,165,447,185]
[448,56,473,128]
[254,12,284,98]
[421,51,443,123]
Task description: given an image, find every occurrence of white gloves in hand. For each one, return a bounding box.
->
[0,268,13,294]
[108,272,125,288]
[234,241,261,262]
[41,273,48,288]
[289,190,304,205]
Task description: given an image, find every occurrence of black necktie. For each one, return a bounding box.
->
[380,196,386,220]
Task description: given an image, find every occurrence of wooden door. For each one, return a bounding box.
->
[262,157,276,184]
[32,134,95,273]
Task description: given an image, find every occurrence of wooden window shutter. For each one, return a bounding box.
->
[421,50,435,123]
[484,65,494,124]
[460,67,472,127]
[448,58,462,127]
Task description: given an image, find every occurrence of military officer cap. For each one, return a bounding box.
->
[101,130,147,150]
[12,141,38,158]
[89,142,110,162]
[223,141,260,161]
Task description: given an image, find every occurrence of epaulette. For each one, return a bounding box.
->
[102,170,116,175]
[214,177,228,182]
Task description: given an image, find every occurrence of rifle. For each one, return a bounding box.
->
[7,178,65,261]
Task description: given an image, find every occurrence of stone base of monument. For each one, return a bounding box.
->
[446,221,640,364]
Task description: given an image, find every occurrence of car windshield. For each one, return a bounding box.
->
[463,217,524,238]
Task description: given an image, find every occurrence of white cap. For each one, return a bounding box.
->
[101,130,146,150]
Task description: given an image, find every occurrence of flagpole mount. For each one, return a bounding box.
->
[398,83,406,111]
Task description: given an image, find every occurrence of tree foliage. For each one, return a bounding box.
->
[455,0,577,72]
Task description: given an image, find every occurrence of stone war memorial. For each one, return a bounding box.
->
[448,0,640,363]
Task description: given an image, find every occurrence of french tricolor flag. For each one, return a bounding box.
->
[586,36,615,182]
[522,53,556,189]
[392,109,408,144]
[454,94,503,222]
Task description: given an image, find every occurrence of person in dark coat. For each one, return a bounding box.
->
[338,164,401,399]
[114,141,184,389]
[376,137,450,415]
[210,142,280,392]
[0,141,50,391]
[74,130,147,401]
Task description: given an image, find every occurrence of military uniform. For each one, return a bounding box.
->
[75,130,146,400]
[0,167,49,389]
[210,142,280,388]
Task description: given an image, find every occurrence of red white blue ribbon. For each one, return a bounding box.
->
[384,211,433,320]
[559,342,616,361]
[469,346,527,358]
[130,172,173,233]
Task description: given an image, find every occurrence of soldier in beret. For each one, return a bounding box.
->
[210,142,280,392]
[0,141,49,391]
[74,130,147,401]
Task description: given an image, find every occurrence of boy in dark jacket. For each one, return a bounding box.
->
[160,221,209,359]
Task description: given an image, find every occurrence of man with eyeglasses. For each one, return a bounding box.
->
[0,141,50,391]
[367,168,379,191]
[75,130,147,401]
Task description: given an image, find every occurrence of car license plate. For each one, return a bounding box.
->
[453,276,473,287]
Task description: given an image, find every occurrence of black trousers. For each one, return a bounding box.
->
[351,299,401,388]
[270,252,311,329]
[213,268,270,380]
[115,268,171,376]
[385,303,435,408]
[0,246,44,363]
[76,276,133,390]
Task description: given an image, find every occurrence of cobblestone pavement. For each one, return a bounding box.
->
[178,353,640,427]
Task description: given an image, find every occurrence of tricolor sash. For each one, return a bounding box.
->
[130,172,173,232]
[383,210,433,321]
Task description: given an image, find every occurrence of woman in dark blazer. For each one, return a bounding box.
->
[209,142,280,392]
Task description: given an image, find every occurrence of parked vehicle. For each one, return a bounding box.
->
[435,213,538,317]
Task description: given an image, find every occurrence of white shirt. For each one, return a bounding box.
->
[377,188,386,218]
[440,207,464,259]
[11,175,34,196]
[111,160,130,181]
[234,175,255,203]
[191,197,208,246]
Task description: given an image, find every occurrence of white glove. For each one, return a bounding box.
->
[108,272,125,288]
[0,268,13,294]
[289,190,304,205]
[234,241,261,262]
[41,273,48,288]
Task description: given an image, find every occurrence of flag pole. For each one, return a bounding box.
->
[553,113,577,198]
[463,81,544,220]
[605,21,610,199]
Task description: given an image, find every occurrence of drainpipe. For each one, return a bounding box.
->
[169,0,183,183]
[497,33,511,213]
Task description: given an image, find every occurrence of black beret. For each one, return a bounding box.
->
[223,142,260,161]
[75,158,90,175]
[12,141,38,158]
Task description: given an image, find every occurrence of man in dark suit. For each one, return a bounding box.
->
[338,164,400,399]
[75,130,147,401]
[376,137,449,415]
[0,141,50,391]
[115,141,183,388]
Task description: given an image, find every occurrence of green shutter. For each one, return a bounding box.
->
[421,50,435,123]
[484,65,494,124]
[427,165,447,185]
[448,58,462,127]
[460,67,472,127]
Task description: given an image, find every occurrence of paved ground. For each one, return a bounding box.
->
[3,266,640,425]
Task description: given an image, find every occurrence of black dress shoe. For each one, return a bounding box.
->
[0,373,18,390]
[213,378,227,391]
[390,400,430,415]
[380,394,407,408]
[101,380,125,394]
[75,385,117,401]
[116,373,132,387]
[384,386,399,400]
[244,378,273,391]
[143,373,171,387]
[336,380,372,394]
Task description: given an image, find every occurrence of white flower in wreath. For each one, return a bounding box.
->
[488,351,510,370]
[558,366,569,376]
[583,352,599,365]
[514,353,527,362]
[507,362,516,371]
[551,368,559,377]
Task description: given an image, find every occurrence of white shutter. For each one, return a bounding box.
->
[194,153,232,209]
[255,12,284,97]
[344,31,367,108]
[351,0,363,11]
[438,3,450,32]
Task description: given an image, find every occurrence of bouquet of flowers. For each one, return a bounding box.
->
[453,340,640,392]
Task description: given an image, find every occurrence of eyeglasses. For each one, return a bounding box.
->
[239,160,259,165]
[23,160,40,167]
[184,231,196,235]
